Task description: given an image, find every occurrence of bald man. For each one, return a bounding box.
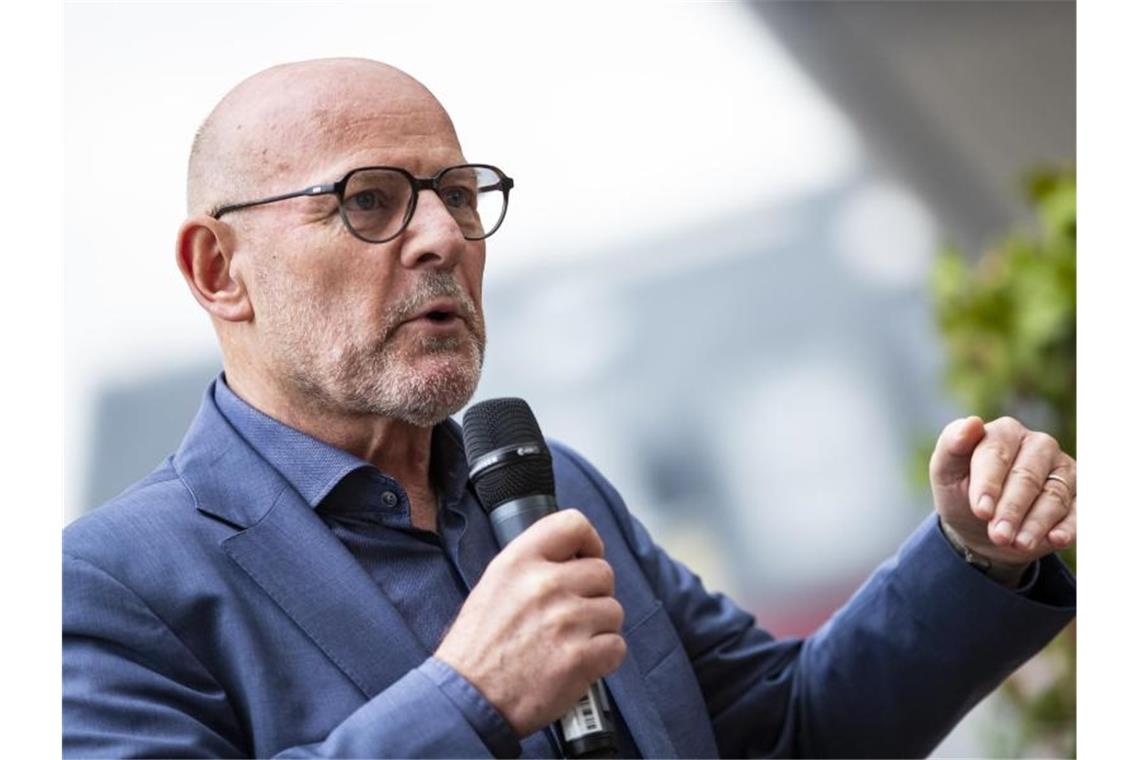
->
[64,59,1077,758]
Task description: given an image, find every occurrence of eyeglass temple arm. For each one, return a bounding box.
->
[480,177,514,194]
[212,183,338,219]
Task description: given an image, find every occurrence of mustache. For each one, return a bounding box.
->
[386,273,481,330]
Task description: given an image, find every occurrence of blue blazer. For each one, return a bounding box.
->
[63,389,1076,758]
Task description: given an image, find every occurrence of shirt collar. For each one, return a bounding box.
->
[212,374,470,511]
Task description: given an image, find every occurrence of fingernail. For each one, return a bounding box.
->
[993,520,1013,543]
[1050,529,1070,544]
[978,494,995,519]
[1015,530,1036,550]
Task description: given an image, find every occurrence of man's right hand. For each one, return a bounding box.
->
[434,509,627,738]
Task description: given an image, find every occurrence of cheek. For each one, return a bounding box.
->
[308,251,397,312]
[257,267,369,338]
[462,248,487,308]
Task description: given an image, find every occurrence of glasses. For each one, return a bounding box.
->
[212,163,514,243]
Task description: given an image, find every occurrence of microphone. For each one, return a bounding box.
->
[462,398,619,759]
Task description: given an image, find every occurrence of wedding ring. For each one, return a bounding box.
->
[1046,473,1074,498]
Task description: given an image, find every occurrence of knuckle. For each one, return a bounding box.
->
[553,606,577,634]
[1042,481,1072,505]
[981,442,1014,468]
[991,416,1020,434]
[603,597,624,630]
[495,544,528,573]
[997,498,1028,519]
[1028,430,1059,452]
[563,509,587,528]
[1009,466,1044,490]
[550,649,577,683]
[530,570,559,600]
[608,636,628,671]
[597,559,615,588]
[592,635,626,676]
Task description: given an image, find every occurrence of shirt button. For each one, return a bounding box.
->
[380,491,399,508]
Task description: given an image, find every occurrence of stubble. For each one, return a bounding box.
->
[258,269,486,427]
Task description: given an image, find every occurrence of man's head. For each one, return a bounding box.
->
[177,58,489,428]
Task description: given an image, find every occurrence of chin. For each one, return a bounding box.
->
[368,351,482,427]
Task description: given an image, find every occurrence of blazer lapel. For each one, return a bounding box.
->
[221,490,428,699]
[174,382,429,699]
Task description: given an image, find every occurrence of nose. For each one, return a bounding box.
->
[398,189,468,270]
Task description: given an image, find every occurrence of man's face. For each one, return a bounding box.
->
[236,76,488,427]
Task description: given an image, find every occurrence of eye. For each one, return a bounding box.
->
[345,189,388,212]
[440,186,475,210]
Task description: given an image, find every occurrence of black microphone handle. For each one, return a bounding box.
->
[487,495,620,759]
[487,494,559,545]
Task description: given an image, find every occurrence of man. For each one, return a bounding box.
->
[63,58,1076,758]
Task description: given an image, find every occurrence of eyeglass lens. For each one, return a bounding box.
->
[341,166,507,242]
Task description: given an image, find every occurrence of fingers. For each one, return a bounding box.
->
[1047,497,1077,549]
[582,632,627,680]
[538,595,624,678]
[561,557,616,598]
[929,415,986,489]
[517,509,605,562]
[1012,467,1071,549]
[984,429,1060,545]
[967,417,1030,522]
[1040,457,1077,548]
[544,594,624,635]
[1047,457,1078,503]
[581,596,625,635]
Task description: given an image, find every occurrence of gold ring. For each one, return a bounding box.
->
[1046,473,1073,497]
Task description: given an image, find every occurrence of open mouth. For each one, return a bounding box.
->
[404,298,467,330]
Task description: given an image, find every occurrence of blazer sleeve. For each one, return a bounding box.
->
[559,446,1076,758]
[63,553,520,759]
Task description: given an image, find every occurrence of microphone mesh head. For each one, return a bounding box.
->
[462,398,554,510]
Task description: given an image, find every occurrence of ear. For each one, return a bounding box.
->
[175,216,254,323]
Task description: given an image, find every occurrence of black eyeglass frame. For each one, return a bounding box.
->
[211,163,514,243]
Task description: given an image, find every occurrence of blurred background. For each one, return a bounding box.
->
[64,1,1075,756]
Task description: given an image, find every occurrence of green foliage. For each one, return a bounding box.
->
[932,168,1076,454]
[925,167,1076,757]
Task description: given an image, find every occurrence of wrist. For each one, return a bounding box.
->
[939,517,1030,588]
[421,658,522,757]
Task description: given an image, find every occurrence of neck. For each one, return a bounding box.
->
[224,369,439,530]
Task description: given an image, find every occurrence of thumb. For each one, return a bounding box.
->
[929,416,985,488]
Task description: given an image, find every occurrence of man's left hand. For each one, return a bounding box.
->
[930,415,1076,569]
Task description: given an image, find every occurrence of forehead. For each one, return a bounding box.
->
[321,105,465,178]
[240,72,464,184]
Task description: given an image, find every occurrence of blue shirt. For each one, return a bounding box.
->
[214,377,637,758]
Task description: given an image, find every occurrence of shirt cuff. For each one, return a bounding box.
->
[418,657,521,759]
[929,513,1075,606]
[1010,560,1039,592]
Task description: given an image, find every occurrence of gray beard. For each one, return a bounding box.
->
[262,271,486,428]
[326,326,485,427]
